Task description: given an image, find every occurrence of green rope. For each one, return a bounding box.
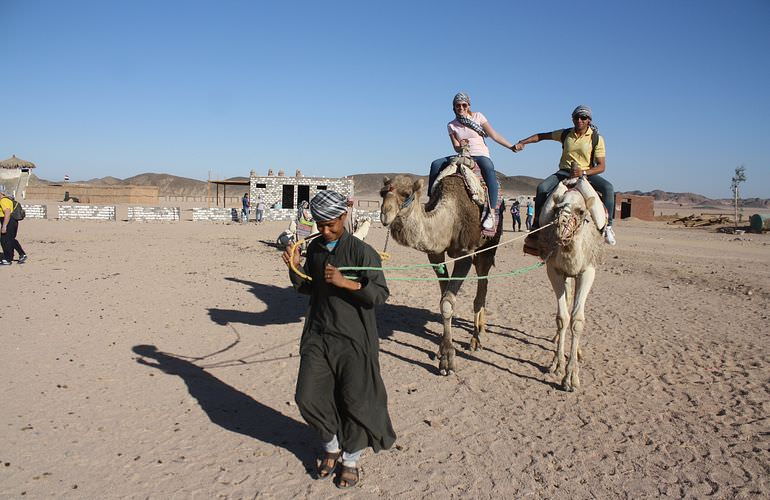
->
[338,261,544,282]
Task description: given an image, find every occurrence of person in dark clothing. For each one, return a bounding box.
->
[510,200,521,231]
[282,190,395,489]
[0,192,27,265]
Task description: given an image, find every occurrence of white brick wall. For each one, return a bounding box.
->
[21,204,47,219]
[59,205,116,220]
[192,207,239,222]
[127,206,180,222]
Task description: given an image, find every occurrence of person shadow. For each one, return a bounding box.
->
[207,278,308,327]
[132,344,315,473]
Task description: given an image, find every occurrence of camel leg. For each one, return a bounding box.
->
[546,264,570,379]
[470,253,494,351]
[438,256,473,376]
[428,252,448,297]
[562,266,595,391]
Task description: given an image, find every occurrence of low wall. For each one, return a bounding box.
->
[59,205,116,221]
[127,206,180,222]
[192,207,239,222]
[21,204,47,219]
[27,184,159,205]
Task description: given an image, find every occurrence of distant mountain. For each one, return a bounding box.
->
[30,171,768,206]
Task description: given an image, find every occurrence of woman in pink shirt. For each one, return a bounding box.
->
[428,92,518,229]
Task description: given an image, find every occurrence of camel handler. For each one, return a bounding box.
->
[514,105,616,254]
[282,190,396,489]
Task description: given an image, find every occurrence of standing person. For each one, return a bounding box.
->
[510,200,522,231]
[525,197,534,231]
[514,105,616,254]
[255,196,265,223]
[282,190,395,489]
[0,191,27,265]
[428,92,519,230]
[241,192,250,223]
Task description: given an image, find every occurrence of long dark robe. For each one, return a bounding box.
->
[290,230,396,453]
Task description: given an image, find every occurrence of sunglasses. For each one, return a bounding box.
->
[454,103,469,108]
[573,115,590,121]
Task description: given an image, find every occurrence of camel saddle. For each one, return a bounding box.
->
[434,154,488,207]
[433,153,502,238]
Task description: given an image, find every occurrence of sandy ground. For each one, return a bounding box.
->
[1,217,769,499]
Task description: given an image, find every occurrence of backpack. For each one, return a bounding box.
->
[3,197,25,221]
[560,128,600,167]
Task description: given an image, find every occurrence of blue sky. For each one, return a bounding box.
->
[1,0,768,198]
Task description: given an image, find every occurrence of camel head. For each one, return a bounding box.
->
[552,190,594,246]
[380,175,423,226]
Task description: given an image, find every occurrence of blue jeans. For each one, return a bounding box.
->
[533,171,615,229]
[428,155,499,207]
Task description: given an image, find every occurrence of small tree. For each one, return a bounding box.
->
[730,165,746,229]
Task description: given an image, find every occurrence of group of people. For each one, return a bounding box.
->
[508,197,535,232]
[241,192,266,223]
[430,93,616,248]
[280,93,618,490]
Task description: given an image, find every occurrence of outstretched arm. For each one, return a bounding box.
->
[481,121,517,152]
[512,132,556,151]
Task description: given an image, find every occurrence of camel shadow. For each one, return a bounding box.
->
[207,277,307,327]
[132,344,315,473]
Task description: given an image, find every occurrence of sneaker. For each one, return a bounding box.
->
[18,254,27,264]
[603,226,616,245]
[482,211,495,230]
[0,260,11,266]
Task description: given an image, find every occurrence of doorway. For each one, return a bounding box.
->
[297,185,310,207]
[282,185,295,209]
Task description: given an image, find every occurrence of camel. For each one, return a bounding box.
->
[536,177,604,391]
[379,173,502,375]
[352,216,372,241]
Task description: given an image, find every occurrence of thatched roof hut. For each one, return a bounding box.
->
[0,155,36,169]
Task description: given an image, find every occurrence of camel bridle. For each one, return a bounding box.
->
[555,202,589,245]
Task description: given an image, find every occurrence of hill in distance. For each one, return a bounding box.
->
[32,172,768,206]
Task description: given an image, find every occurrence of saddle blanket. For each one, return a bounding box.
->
[434,155,502,238]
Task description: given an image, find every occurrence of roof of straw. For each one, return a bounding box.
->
[0,155,36,169]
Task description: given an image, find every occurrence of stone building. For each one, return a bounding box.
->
[249,170,354,221]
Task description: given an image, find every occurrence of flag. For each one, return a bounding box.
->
[64,175,69,182]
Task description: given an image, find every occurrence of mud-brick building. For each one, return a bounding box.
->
[614,193,654,221]
[249,169,354,221]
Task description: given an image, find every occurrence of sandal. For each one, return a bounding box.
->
[335,464,359,489]
[316,451,341,480]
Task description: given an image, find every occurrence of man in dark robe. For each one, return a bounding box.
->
[282,190,395,489]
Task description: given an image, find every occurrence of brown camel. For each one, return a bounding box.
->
[537,178,603,391]
[379,173,502,375]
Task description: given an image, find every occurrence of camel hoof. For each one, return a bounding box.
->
[469,337,482,351]
[440,368,448,376]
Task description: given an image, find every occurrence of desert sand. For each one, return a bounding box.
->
[1,216,768,498]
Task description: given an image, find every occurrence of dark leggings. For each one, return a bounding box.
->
[428,155,499,206]
[533,171,615,229]
[1,217,25,261]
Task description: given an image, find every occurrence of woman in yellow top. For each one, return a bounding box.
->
[0,191,27,265]
[514,105,616,248]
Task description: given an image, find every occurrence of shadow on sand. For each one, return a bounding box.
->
[132,344,315,473]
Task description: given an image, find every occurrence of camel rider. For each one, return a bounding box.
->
[514,105,616,253]
[428,92,519,231]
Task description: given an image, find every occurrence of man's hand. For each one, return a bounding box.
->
[512,142,524,152]
[324,263,359,290]
[570,164,583,178]
[282,245,300,270]
[0,226,6,234]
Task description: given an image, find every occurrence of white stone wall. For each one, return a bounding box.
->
[250,175,354,221]
[127,206,180,222]
[20,204,47,219]
[192,207,239,222]
[58,205,116,221]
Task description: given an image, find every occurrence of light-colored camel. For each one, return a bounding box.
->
[537,178,603,391]
[379,174,501,375]
[352,217,372,241]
